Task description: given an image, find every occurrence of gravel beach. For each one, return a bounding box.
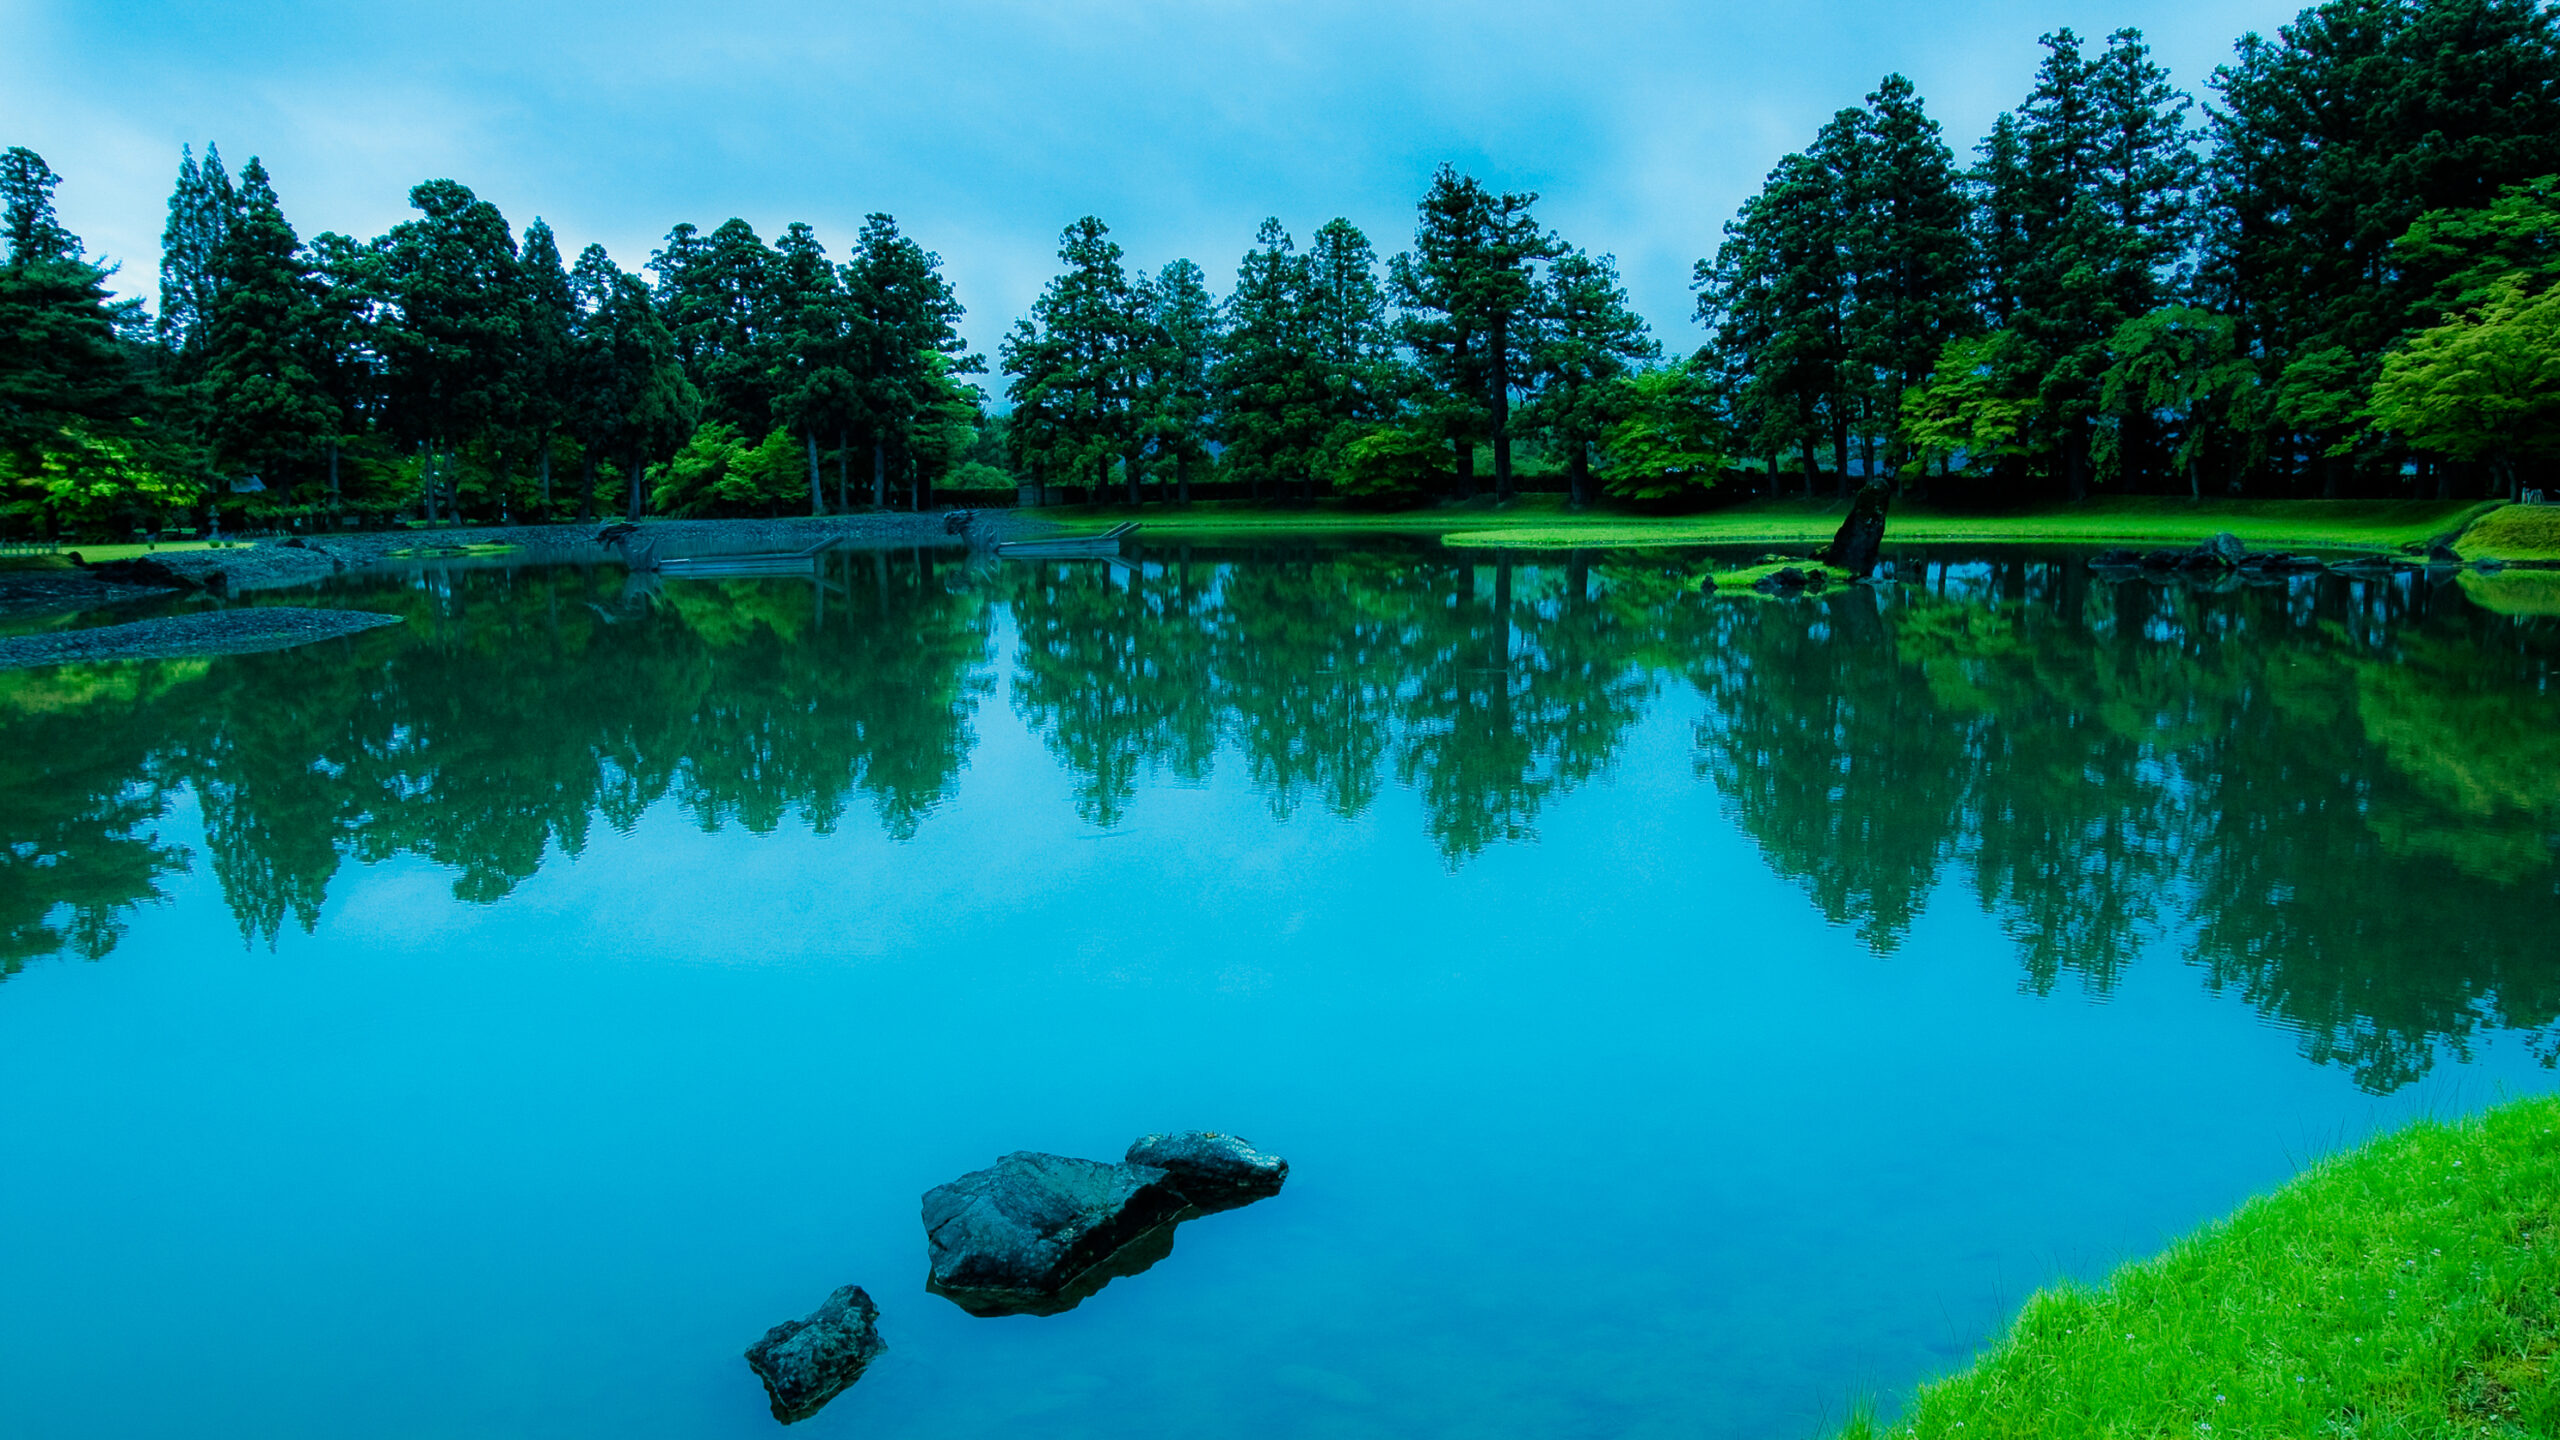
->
[0,607,406,669]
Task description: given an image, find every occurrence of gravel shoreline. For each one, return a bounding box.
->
[1,509,1053,620]
[0,607,406,669]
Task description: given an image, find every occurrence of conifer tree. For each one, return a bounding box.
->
[1140,258,1219,501]
[201,158,336,492]
[1524,248,1658,505]
[1002,217,1137,503]
[156,144,238,364]
[1218,219,1323,500]
[516,220,576,514]
[1304,218,1396,490]
[375,180,524,520]
[844,213,973,508]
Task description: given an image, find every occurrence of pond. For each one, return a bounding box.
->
[3,543,2556,1440]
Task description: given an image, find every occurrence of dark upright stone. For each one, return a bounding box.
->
[1819,482,1892,577]
[743,1283,885,1424]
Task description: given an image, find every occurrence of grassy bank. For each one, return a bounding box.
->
[1033,496,2497,553]
[2456,505,2560,563]
[1841,1093,2560,1439]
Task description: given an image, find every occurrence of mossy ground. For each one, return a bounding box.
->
[1038,496,2493,553]
[1839,1093,2560,1440]
[2456,505,2560,563]
[1,541,229,570]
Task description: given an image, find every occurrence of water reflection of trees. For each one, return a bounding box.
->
[3,546,2555,1092]
[0,548,992,966]
[1001,550,1658,852]
[1687,561,2560,1091]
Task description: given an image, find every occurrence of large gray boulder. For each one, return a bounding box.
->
[743,1283,885,1424]
[1126,1131,1289,1211]
[922,1152,1188,1313]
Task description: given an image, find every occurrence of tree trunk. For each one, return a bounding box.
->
[1126,449,1141,506]
[327,442,340,501]
[627,454,643,522]
[1568,446,1591,507]
[1833,417,1851,502]
[837,430,850,513]
[913,445,929,512]
[1455,436,1476,500]
[2065,428,2089,502]
[538,438,552,512]
[808,431,823,516]
[1177,451,1191,504]
[422,443,437,524]
[1801,435,1819,500]
[872,442,887,509]
[580,457,596,523]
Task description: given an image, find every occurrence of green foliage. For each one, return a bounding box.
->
[1526,248,1658,503]
[647,422,804,516]
[0,420,201,532]
[1900,332,2040,473]
[1839,1096,2560,1438]
[1598,365,1723,502]
[2098,307,2258,493]
[2368,278,2560,489]
[1334,424,1448,502]
[2395,174,2560,320]
[201,158,337,488]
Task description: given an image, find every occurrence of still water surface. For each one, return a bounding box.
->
[3,544,2556,1439]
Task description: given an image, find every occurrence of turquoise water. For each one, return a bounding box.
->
[3,546,2555,1438]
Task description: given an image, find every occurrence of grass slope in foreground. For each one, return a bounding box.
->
[1843,1093,2560,1439]
[1046,496,2494,553]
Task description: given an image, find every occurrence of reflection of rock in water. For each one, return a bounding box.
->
[923,1132,1288,1317]
[743,1283,886,1424]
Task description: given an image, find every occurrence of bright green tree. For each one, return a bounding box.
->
[2368,278,2560,496]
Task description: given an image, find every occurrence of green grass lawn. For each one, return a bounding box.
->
[1029,496,2497,553]
[1840,1092,2560,1439]
[2456,504,2560,563]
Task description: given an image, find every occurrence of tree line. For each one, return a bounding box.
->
[1699,0,2560,501]
[5,0,2557,535]
[1,146,984,536]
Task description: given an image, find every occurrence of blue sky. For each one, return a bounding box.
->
[5,0,2298,363]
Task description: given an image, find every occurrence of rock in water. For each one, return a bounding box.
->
[744,1284,885,1424]
[1127,1132,1290,1210]
[922,1152,1188,1311]
[1819,482,1892,577]
[2201,531,2247,567]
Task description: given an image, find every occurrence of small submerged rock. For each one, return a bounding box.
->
[922,1132,1289,1317]
[744,1283,886,1425]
